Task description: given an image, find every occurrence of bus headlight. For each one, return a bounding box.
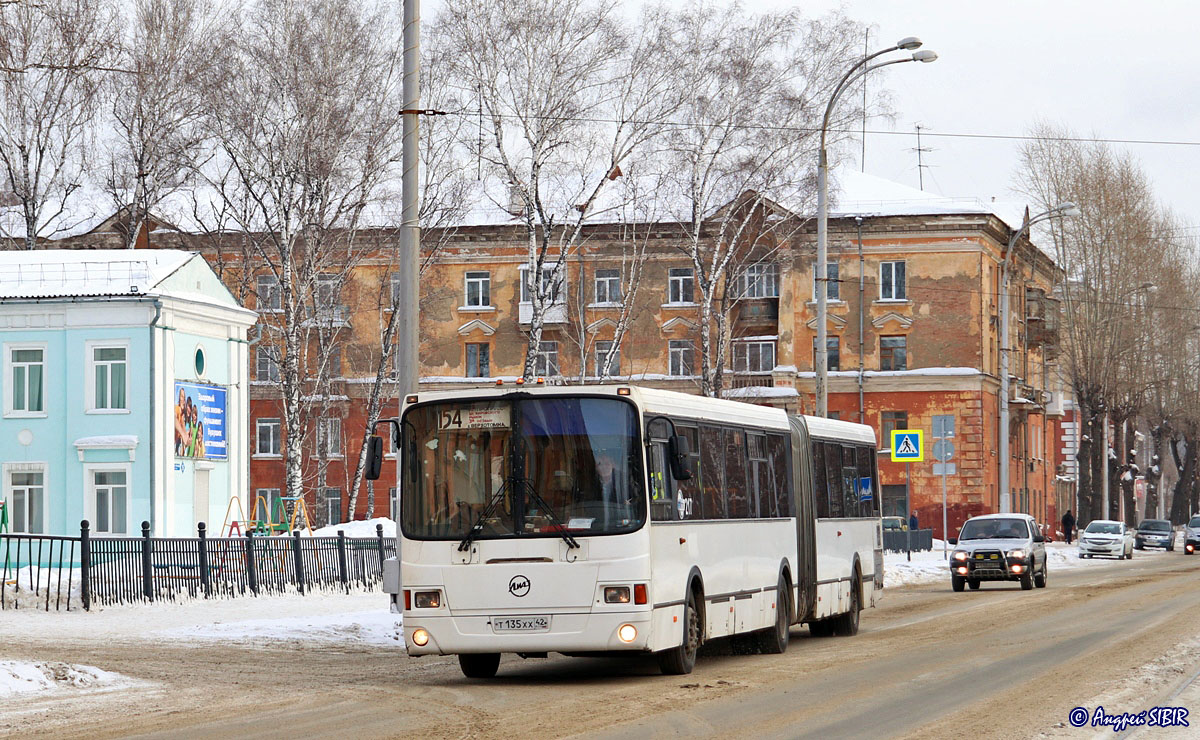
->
[604,586,631,604]
[414,590,442,609]
[617,624,637,643]
[411,628,430,647]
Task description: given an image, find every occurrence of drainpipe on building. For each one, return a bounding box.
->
[148,298,162,536]
[856,216,865,424]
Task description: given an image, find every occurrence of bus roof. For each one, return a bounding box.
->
[404,384,877,445]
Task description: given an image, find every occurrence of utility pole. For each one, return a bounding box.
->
[398,0,420,397]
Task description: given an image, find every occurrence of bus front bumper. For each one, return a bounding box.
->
[404,610,654,656]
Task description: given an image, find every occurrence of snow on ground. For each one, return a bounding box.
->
[311,517,396,538]
[884,538,1178,589]
[0,661,132,698]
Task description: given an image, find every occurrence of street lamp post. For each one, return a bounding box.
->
[999,203,1079,513]
[816,39,936,418]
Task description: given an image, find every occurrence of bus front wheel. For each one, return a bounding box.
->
[658,588,700,675]
[458,653,501,679]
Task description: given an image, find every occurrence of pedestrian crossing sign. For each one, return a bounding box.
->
[890,429,923,462]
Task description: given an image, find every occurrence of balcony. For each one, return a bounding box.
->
[518,301,567,326]
[302,304,351,329]
[735,298,779,328]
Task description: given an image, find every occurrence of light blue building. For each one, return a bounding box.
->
[0,250,256,537]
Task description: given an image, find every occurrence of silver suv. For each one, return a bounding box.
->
[947,513,1048,592]
[1185,516,1200,555]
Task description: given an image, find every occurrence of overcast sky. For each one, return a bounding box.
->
[744,0,1200,228]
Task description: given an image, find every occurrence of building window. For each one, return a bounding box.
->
[91,470,128,535]
[466,343,491,378]
[324,488,342,525]
[669,340,694,376]
[734,340,775,372]
[255,347,280,382]
[594,269,621,304]
[880,261,906,301]
[464,271,491,307]
[389,487,398,521]
[594,340,620,376]
[880,335,908,371]
[316,417,342,458]
[90,345,128,411]
[7,345,45,415]
[813,262,839,301]
[882,411,908,442]
[739,263,778,298]
[7,468,44,534]
[388,272,401,309]
[534,341,559,377]
[316,273,339,309]
[812,336,840,371]
[256,418,282,456]
[668,267,695,304]
[519,265,562,303]
[257,274,281,311]
[254,488,282,522]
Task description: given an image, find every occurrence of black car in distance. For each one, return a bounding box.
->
[1134,519,1175,551]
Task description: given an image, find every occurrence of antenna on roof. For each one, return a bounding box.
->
[911,124,934,191]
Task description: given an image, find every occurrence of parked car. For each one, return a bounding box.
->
[1077,519,1134,559]
[947,513,1047,592]
[881,516,907,531]
[1134,519,1175,551]
[1184,516,1200,555]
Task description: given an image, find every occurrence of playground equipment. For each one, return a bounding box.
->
[220,496,246,537]
[0,500,7,535]
[241,492,313,536]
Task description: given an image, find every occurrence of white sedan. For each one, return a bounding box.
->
[1078,520,1134,559]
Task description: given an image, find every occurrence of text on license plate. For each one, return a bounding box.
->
[492,616,550,632]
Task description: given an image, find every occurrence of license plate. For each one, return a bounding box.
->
[492,616,550,633]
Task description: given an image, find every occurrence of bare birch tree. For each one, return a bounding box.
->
[192,0,404,511]
[437,0,680,379]
[101,0,224,249]
[0,0,115,248]
[657,5,868,397]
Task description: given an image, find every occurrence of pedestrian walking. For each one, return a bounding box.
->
[1061,510,1076,545]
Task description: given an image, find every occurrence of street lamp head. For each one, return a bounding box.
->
[896,36,923,50]
[1055,201,1082,217]
[912,50,938,63]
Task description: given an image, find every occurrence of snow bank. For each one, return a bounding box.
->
[311,517,396,538]
[156,609,404,647]
[0,661,129,698]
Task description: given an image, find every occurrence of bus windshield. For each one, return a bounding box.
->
[400,396,645,540]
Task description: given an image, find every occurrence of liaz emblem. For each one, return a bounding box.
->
[508,575,530,598]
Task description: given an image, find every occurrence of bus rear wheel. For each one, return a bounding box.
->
[756,575,791,654]
[458,653,501,679]
[831,576,861,636]
[658,588,700,675]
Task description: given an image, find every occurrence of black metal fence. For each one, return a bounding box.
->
[1,520,396,611]
[883,528,934,553]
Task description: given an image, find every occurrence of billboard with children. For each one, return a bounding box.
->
[174,381,228,460]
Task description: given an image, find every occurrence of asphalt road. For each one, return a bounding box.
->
[7,551,1200,739]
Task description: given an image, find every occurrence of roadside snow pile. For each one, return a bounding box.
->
[0,661,127,697]
[156,609,404,647]
[1,565,84,610]
[311,517,396,538]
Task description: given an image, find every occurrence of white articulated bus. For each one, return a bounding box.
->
[369,384,883,677]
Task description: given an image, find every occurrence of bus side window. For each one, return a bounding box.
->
[724,428,750,518]
[676,425,703,519]
[812,441,829,518]
[842,445,859,518]
[856,445,877,517]
[825,442,844,517]
[700,425,725,519]
[748,433,769,517]
[768,434,791,517]
[648,440,676,521]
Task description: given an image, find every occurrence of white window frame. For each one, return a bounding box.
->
[812,262,840,302]
[4,462,47,534]
[255,417,282,457]
[316,417,343,459]
[733,340,776,373]
[519,264,563,304]
[254,488,282,521]
[85,340,131,414]
[739,263,779,298]
[669,340,694,377]
[464,271,492,308]
[4,342,47,418]
[667,267,695,305]
[315,273,340,309]
[534,341,560,377]
[255,346,281,383]
[879,260,907,301]
[594,269,622,305]
[84,463,131,536]
[257,274,282,312]
[324,487,342,525]
[594,339,620,377]
[465,342,491,378]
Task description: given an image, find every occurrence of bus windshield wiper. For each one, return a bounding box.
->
[513,477,579,550]
[458,478,513,552]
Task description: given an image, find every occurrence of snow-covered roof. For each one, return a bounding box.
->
[0,250,192,299]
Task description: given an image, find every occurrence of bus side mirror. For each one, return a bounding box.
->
[365,436,384,480]
[668,434,693,481]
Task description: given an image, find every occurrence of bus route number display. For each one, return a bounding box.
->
[438,407,511,431]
